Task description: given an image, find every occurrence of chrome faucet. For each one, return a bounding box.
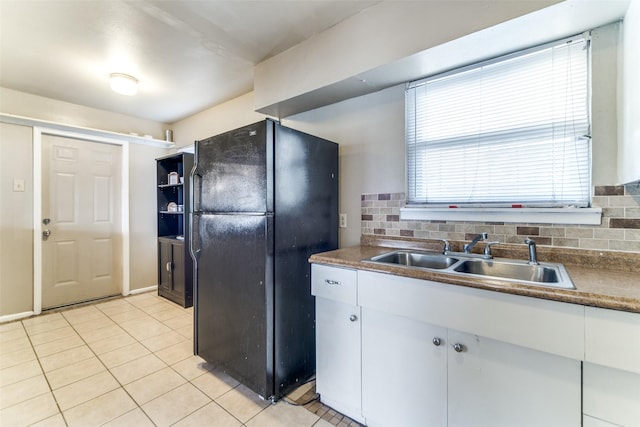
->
[525,238,539,265]
[464,233,488,253]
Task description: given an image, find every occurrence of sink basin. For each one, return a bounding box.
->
[366,251,458,270]
[453,259,575,289]
[362,250,575,289]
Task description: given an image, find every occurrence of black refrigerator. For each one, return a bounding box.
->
[190,119,338,401]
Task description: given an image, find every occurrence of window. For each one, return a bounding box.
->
[406,36,591,207]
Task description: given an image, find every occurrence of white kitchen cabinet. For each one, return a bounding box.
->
[312,263,638,427]
[362,307,447,427]
[311,264,364,423]
[361,307,581,427]
[359,270,581,427]
[447,330,581,427]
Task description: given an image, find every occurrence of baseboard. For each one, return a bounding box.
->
[0,311,35,324]
[128,285,158,295]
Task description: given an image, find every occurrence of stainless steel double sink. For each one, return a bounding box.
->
[363,250,575,289]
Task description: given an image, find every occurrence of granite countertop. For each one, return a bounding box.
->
[309,242,640,314]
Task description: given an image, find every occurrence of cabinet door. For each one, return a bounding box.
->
[447,330,581,427]
[362,307,447,427]
[316,298,363,422]
[159,240,173,291]
[171,241,185,294]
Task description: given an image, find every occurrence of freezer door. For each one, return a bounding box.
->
[194,213,274,399]
[193,120,274,213]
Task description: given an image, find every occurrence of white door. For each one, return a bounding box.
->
[41,134,122,309]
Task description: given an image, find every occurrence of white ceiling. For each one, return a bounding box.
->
[0,0,379,123]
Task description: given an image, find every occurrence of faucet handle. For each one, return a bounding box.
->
[483,241,500,258]
[437,239,451,254]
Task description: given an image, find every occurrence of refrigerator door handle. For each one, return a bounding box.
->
[190,213,201,262]
[191,167,202,214]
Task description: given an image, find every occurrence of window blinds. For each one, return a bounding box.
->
[406,36,591,207]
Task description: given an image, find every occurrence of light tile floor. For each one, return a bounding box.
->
[0,292,355,427]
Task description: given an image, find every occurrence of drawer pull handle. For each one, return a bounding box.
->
[325,279,341,285]
[453,343,465,353]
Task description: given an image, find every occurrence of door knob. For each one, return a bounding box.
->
[42,229,51,237]
[432,337,442,346]
[349,314,358,322]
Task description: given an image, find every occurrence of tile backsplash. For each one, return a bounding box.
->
[361,184,640,253]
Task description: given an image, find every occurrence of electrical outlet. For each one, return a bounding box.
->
[13,179,25,192]
[339,213,347,228]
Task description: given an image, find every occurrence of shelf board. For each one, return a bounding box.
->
[158,183,184,188]
[159,211,184,214]
[1,113,174,148]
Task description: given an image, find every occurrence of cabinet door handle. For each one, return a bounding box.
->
[453,343,465,353]
[432,337,442,346]
[166,262,172,272]
[349,314,358,322]
[325,279,341,285]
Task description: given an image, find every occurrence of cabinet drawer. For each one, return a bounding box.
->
[583,362,640,426]
[585,307,640,374]
[358,270,584,360]
[311,264,357,305]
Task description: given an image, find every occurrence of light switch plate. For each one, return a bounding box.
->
[13,178,25,192]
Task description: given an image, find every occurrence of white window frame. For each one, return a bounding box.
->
[402,35,601,225]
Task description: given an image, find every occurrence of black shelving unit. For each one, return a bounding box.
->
[156,153,194,307]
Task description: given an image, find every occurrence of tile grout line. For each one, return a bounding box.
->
[18,315,69,426]
[62,298,157,426]
[5,292,357,427]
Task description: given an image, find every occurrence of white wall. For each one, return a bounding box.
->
[129,143,168,291]
[170,92,266,149]
[591,22,621,185]
[0,87,165,138]
[283,86,405,247]
[172,22,623,248]
[0,89,169,317]
[0,123,33,315]
[620,0,640,183]
[254,0,560,113]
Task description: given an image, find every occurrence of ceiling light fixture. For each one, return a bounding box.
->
[110,73,138,96]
